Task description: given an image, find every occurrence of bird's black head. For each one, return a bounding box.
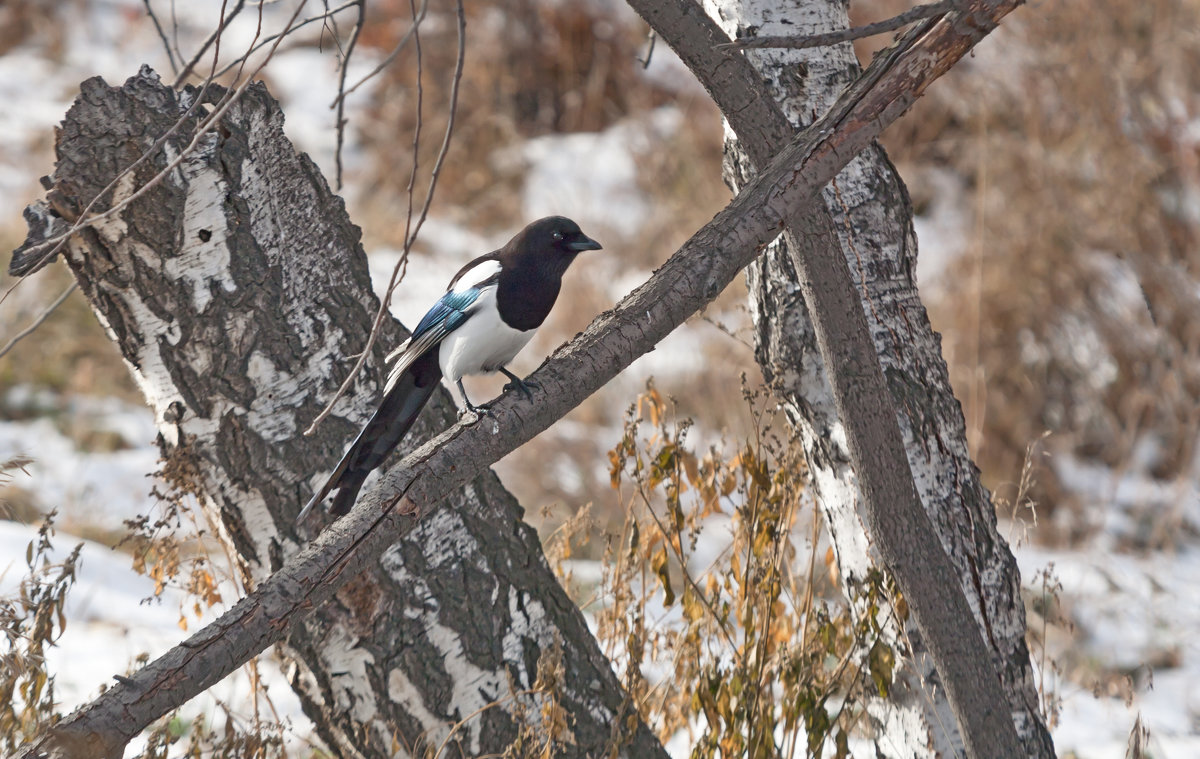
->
[519,216,603,259]
[493,217,602,330]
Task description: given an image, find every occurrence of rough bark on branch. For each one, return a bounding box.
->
[628,0,1053,755]
[15,1,1030,753]
[10,69,664,759]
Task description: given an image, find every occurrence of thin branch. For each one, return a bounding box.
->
[143,0,181,75]
[331,0,430,108]
[304,0,467,436]
[173,0,247,86]
[0,282,77,361]
[320,0,347,57]
[170,0,183,70]
[332,1,366,190]
[212,0,360,79]
[719,0,955,50]
[637,29,656,69]
[236,0,269,85]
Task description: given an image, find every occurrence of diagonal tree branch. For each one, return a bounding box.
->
[21,1,1023,756]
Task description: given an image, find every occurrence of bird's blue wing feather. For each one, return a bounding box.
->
[412,288,482,340]
[385,281,491,393]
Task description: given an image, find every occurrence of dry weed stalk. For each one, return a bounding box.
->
[558,381,902,757]
[0,507,79,753]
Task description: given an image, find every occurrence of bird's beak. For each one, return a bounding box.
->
[567,235,603,252]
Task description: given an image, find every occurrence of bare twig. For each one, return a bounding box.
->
[320,0,347,57]
[213,0,360,79]
[143,0,181,75]
[637,29,656,69]
[333,1,366,190]
[331,0,430,108]
[0,282,77,361]
[173,0,247,86]
[170,0,182,69]
[304,0,467,436]
[719,0,955,51]
[227,0,268,91]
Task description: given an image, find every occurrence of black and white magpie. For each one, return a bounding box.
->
[296,216,602,522]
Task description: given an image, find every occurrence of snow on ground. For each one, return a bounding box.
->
[910,166,971,295]
[517,106,683,237]
[1,389,159,529]
[1055,447,1200,549]
[1018,543,1200,757]
[0,519,310,755]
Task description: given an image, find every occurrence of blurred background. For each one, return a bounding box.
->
[1,0,1198,756]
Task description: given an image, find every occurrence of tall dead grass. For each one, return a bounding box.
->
[875,0,1200,543]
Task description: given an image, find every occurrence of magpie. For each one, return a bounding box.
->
[296,216,602,522]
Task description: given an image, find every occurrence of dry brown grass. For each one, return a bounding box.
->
[352,1,676,243]
[870,0,1200,542]
[545,385,885,754]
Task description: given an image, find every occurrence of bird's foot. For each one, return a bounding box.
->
[458,402,493,424]
[503,377,540,402]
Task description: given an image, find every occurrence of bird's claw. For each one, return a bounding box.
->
[503,377,539,402]
[459,403,493,424]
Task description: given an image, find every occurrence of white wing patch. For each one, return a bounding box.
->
[451,259,501,293]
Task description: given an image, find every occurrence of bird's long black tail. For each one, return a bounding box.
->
[297,348,442,522]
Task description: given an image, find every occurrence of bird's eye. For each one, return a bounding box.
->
[552,230,563,241]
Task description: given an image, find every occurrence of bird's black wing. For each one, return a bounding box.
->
[296,284,489,523]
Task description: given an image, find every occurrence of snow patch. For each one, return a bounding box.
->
[0,408,159,529]
[518,107,682,236]
[0,520,307,752]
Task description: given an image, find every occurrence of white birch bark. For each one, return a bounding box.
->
[702,0,1052,755]
[10,67,665,759]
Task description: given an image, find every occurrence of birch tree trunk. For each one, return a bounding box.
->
[701,0,1054,756]
[10,67,664,759]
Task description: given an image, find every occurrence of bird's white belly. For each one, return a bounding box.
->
[437,300,535,381]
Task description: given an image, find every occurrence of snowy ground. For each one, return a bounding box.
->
[3,393,1200,757]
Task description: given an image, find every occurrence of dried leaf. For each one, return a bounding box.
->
[652,547,674,607]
